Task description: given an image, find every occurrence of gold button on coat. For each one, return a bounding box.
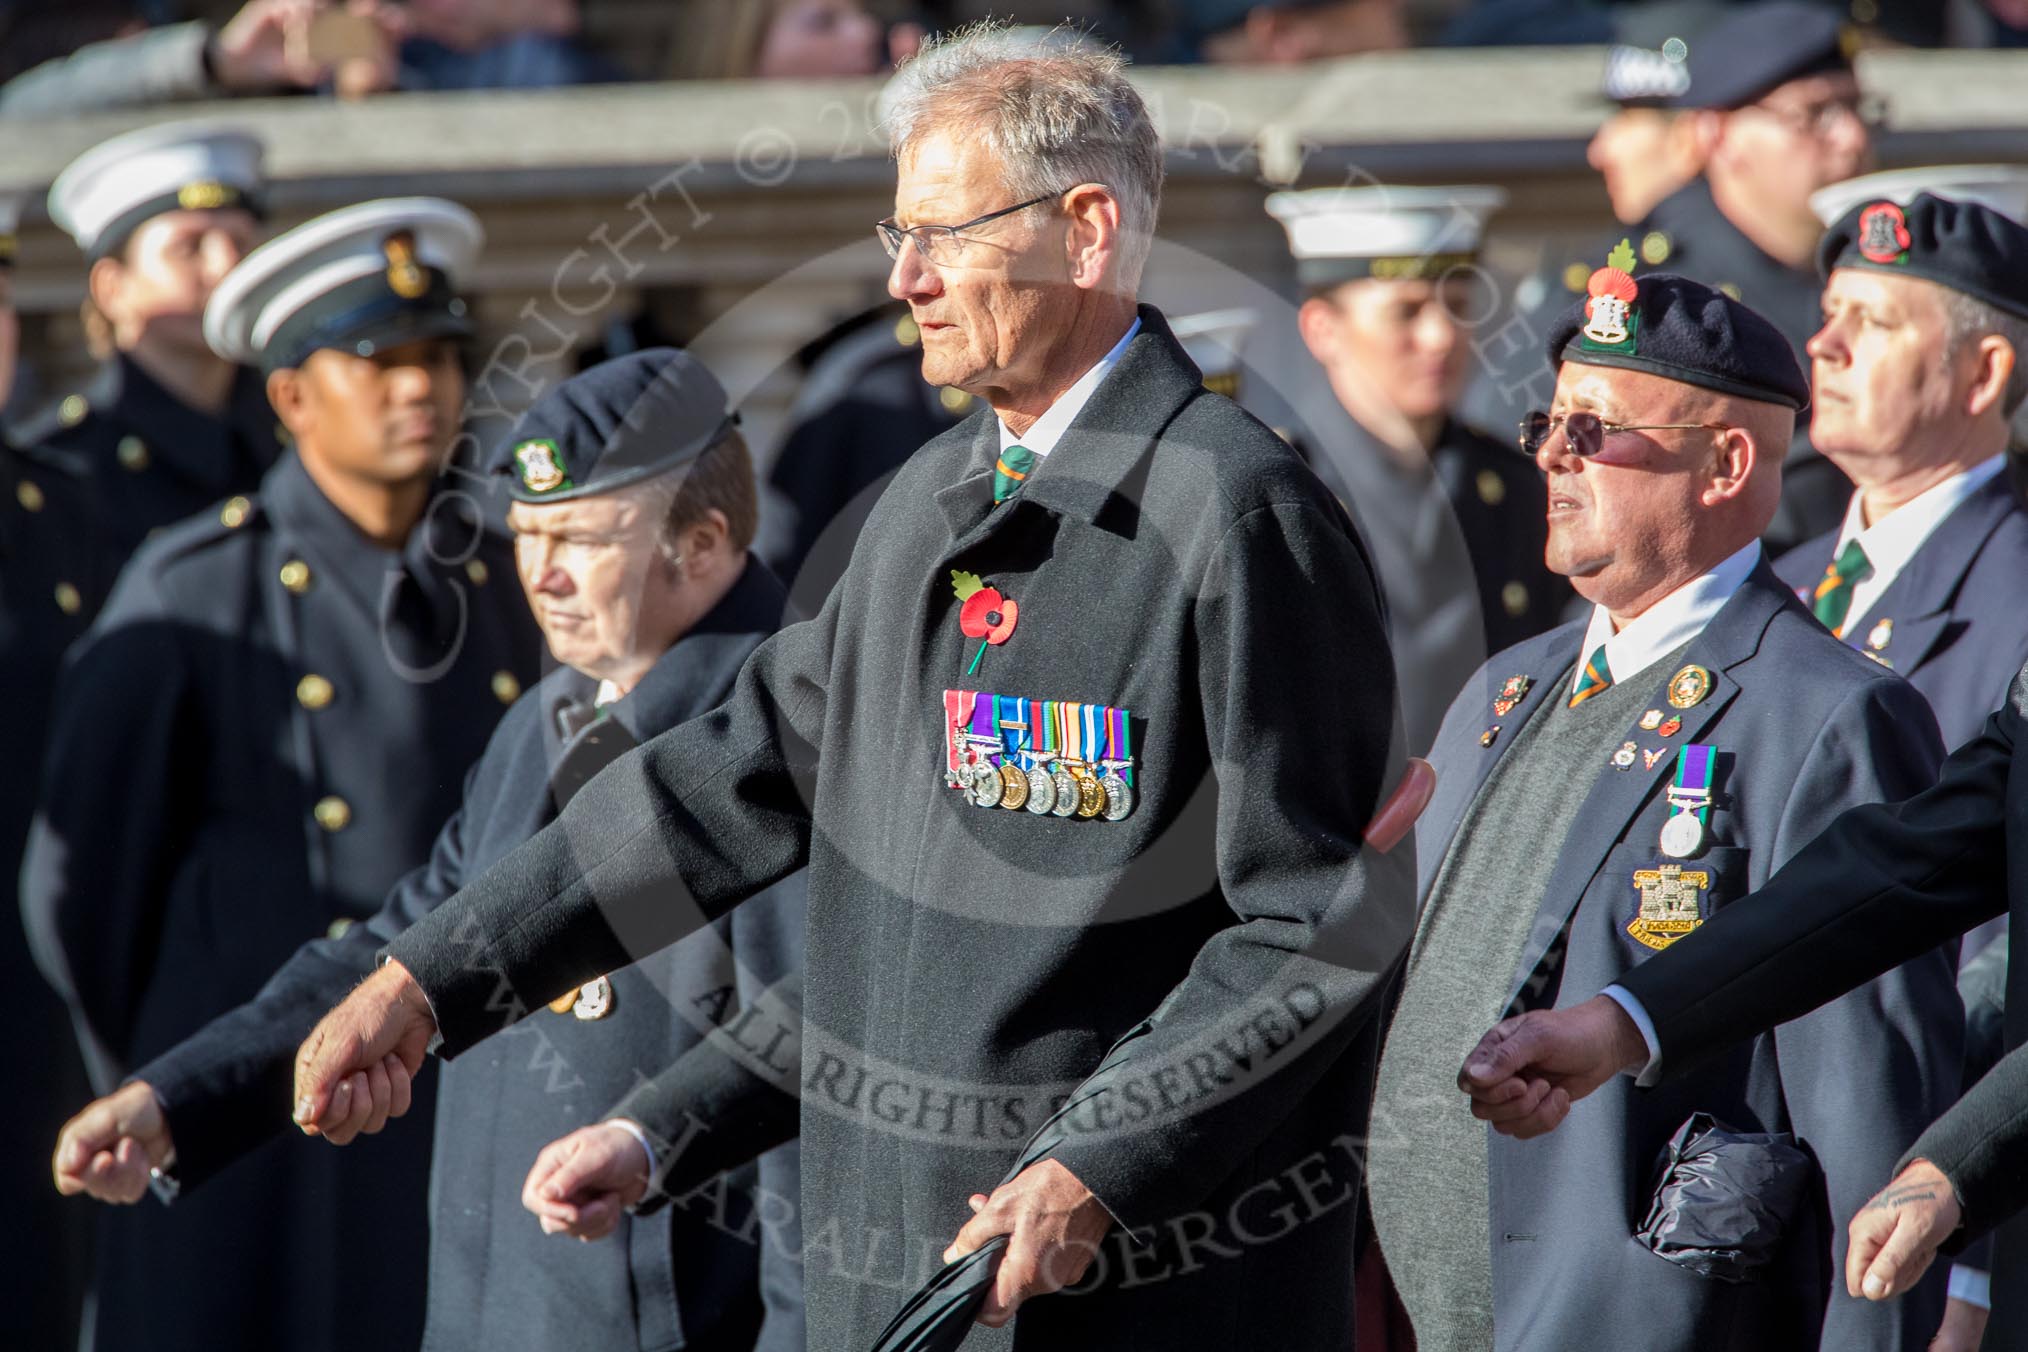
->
[1502,580,1530,617]
[464,559,488,586]
[15,479,44,512]
[116,436,150,472]
[220,496,251,528]
[1476,470,1506,506]
[491,671,522,705]
[279,559,312,594]
[296,674,334,710]
[326,917,355,940]
[58,394,87,427]
[313,796,352,832]
[939,387,973,413]
[54,582,82,615]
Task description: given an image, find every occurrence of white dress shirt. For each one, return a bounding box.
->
[996,316,1141,459]
[1568,539,1763,699]
[1824,456,2006,635]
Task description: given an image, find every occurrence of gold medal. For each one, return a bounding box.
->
[999,761,1029,810]
[548,988,580,1015]
[1075,768,1106,819]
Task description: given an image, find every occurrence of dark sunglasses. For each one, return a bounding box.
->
[1518,410,1731,458]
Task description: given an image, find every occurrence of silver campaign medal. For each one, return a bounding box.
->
[1659,810,1705,860]
[1025,763,1056,815]
[1050,766,1080,817]
[970,759,1004,808]
[1101,765,1134,821]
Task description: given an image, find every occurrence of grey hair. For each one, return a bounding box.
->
[1942,290,2028,418]
[881,23,1164,288]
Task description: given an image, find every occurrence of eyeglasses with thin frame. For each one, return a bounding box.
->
[1741,93,1888,136]
[1519,410,1732,458]
[876,187,1093,266]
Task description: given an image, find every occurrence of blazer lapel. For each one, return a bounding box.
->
[1500,567,1787,1006]
[1847,474,2017,675]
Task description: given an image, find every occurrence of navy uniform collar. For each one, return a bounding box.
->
[932,304,1205,539]
[258,449,442,624]
[98,354,277,491]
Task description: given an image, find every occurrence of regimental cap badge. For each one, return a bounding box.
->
[514,438,572,494]
[384,229,428,299]
[1856,201,1912,266]
[1581,240,1641,353]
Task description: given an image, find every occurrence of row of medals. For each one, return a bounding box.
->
[952,743,1135,821]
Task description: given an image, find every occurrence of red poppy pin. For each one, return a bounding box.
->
[1857,201,1912,266]
[952,570,1018,675]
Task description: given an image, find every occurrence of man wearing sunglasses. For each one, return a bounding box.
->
[1368,269,1957,1351]
[1542,2,1876,555]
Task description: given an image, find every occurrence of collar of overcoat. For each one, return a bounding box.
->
[931,303,1203,546]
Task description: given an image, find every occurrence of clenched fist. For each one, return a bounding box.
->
[293,961,438,1140]
[53,1081,173,1204]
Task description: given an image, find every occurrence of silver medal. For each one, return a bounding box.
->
[1659,811,1704,859]
[1101,769,1134,821]
[1025,765,1056,815]
[1049,766,1080,817]
[971,761,1003,808]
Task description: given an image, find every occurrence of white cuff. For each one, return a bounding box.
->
[1601,984,1664,1087]
[605,1117,658,1207]
[1949,1264,1991,1310]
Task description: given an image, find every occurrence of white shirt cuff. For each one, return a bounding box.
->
[1601,984,1664,1087]
[605,1117,658,1203]
[1949,1264,1991,1310]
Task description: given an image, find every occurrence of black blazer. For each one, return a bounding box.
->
[1416,562,1957,1351]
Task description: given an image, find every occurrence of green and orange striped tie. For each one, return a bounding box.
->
[1812,538,1872,638]
[1568,645,1613,708]
[994,444,1036,504]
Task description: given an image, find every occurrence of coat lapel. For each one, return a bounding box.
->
[1846,474,2018,675]
[1499,566,1788,1007]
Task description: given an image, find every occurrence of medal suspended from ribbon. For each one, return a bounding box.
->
[1659,743,1714,859]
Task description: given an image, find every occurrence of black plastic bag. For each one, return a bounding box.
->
[1635,1111,1816,1283]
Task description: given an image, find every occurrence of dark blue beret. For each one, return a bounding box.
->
[1818,192,2028,321]
[504,349,737,504]
[1547,269,1810,410]
[1666,1,1848,111]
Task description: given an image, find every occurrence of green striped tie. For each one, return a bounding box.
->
[1568,645,1613,708]
[1812,538,1872,638]
[994,444,1036,504]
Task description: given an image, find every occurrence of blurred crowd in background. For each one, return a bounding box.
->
[0,0,2023,116]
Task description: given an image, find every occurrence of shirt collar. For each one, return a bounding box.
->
[1572,539,1762,696]
[996,316,1141,459]
[1833,455,2007,581]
